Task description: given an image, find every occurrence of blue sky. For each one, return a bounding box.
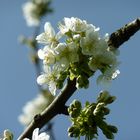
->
[0,0,140,139]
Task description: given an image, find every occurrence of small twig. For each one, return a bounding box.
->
[18,18,140,140]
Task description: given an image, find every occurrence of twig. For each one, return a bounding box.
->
[18,18,140,140]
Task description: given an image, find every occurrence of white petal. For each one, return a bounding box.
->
[112,70,120,79]
[43,65,51,73]
[37,75,46,85]
[49,81,57,96]
[23,138,30,140]
[38,133,50,140]
[55,43,66,53]
[32,128,39,140]
[44,22,55,37]
[36,33,49,45]
[38,49,45,59]
[55,31,63,40]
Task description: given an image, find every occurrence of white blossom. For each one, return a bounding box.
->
[88,50,117,71]
[38,46,56,65]
[18,94,49,126]
[37,66,61,96]
[97,66,120,86]
[58,17,73,34]
[23,128,50,140]
[80,25,100,55]
[88,37,118,72]
[58,17,89,34]
[71,17,88,32]
[55,42,79,68]
[36,22,62,47]
[22,2,40,26]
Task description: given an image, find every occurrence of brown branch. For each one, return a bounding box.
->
[18,18,140,140]
[108,18,140,48]
[18,79,76,140]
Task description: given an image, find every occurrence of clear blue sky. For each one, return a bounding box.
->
[0,0,140,139]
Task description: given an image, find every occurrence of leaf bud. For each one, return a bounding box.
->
[93,103,105,116]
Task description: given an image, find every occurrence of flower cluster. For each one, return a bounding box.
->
[36,17,120,95]
[22,0,52,26]
[18,91,54,126]
[68,91,117,140]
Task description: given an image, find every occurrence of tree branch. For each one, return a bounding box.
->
[18,79,76,140]
[108,18,140,48]
[18,18,140,140]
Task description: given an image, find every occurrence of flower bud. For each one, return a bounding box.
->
[102,107,110,115]
[105,96,116,104]
[68,126,80,138]
[103,130,114,139]
[76,75,89,89]
[68,100,82,118]
[97,90,110,103]
[108,125,118,133]
[73,100,82,109]
[93,103,105,116]
[3,129,13,140]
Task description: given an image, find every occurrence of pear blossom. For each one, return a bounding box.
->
[80,25,100,55]
[36,22,62,47]
[23,128,50,140]
[58,17,90,34]
[97,67,120,86]
[38,46,56,65]
[58,17,73,34]
[70,17,88,32]
[18,93,51,126]
[55,42,79,68]
[88,50,117,71]
[88,36,117,72]
[22,2,40,26]
[37,66,61,96]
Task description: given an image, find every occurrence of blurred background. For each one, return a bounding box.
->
[0,0,140,139]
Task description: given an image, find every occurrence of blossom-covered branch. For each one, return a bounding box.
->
[18,18,140,140]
